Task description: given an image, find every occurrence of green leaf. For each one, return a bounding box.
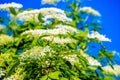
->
[67,43,76,49]
[35,26,46,29]
[40,75,48,80]
[38,13,43,22]
[60,77,68,80]
[78,28,89,37]
[6,61,19,77]
[88,66,98,71]
[65,61,72,69]
[70,21,76,27]
[0,17,4,23]
[72,76,80,80]
[80,42,87,50]
[9,7,17,15]
[31,38,38,46]
[48,71,61,79]
[104,76,115,80]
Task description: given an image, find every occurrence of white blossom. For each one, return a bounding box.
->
[55,24,77,32]
[20,46,43,61]
[42,36,76,44]
[20,46,55,61]
[21,29,67,37]
[41,0,63,5]
[21,25,77,37]
[43,14,72,23]
[80,7,101,16]
[3,75,15,80]
[80,50,101,66]
[16,7,72,22]
[64,54,79,65]
[0,34,14,45]
[0,68,6,78]
[40,46,55,57]
[87,57,101,66]
[3,68,24,80]
[0,2,23,10]
[102,65,120,76]
[88,31,111,42]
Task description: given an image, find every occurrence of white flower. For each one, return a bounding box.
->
[20,46,43,60]
[40,46,55,56]
[16,7,72,22]
[0,68,6,78]
[3,75,15,80]
[64,54,79,65]
[43,14,72,23]
[80,50,101,66]
[41,0,62,5]
[20,46,55,61]
[87,57,101,66]
[21,25,77,37]
[0,34,14,45]
[42,36,76,44]
[55,24,77,32]
[21,29,67,37]
[87,31,111,42]
[102,65,120,76]
[0,2,23,10]
[80,7,101,16]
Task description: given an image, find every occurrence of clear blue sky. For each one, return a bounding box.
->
[0,0,120,52]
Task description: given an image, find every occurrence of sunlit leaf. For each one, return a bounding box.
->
[48,71,61,79]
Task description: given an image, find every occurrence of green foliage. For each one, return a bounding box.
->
[9,7,17,16]
[0,17,4,23]
[104,76,115,80]
[0,0,118,80]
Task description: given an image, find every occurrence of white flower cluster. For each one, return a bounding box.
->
[40,46,55,57]
[0,35,14,45]
[16,7,72,22]
[80,7,101,16]
[3,68,24,80]
[20,46,55,61]
[64,54,79,65]
[3,75,15,80]
[21,28,66,37]
[41,0,62,5]
[80,50,101,66]
[0,2,23,10]
[102,65,120,76]
[20,46,43,61]
[0,68,6,78]
[87,31,111,42]
[87,57,101,66]
[21,24,77,37]
[55,24,77,32]
[42,36,76,44]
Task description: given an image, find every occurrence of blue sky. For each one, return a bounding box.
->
[0,0,120,52]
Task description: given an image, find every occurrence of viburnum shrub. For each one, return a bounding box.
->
[0,0,120,80]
